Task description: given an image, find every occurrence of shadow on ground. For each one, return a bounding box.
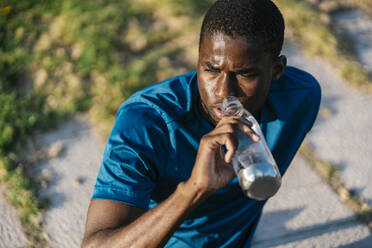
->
[252,207,372,248]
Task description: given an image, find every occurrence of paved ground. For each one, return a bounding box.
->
[333,10,372,70]
[252,155,372,248]
[285,41,372,206]
[0,185,28,248]
[36,115,104,248]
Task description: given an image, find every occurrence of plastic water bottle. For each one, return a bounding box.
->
[222,96,281,201]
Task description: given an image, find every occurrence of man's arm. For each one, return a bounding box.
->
[82,180,207,248]
[82,116,259,248]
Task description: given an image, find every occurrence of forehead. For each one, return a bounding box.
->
[199,33,268,65]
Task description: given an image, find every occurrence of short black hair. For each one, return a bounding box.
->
[199,0,285,58]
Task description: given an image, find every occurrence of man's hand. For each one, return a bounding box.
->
[186,116,260,196]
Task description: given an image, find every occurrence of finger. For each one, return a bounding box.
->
[215,116,241,128]
[214,117,246,133]
[216,147,230,168]
[240,124,260,142]
[223,134,238,163]
[217,116,252,129]
[214,117,260,142]
[224,149,234,164]
[204,132,238,163]
[230,118,260,142]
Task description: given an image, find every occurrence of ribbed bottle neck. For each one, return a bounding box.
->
[222,96,244,117]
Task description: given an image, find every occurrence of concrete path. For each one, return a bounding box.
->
[333,9,372,70]
[252,155,372,248]
[284,42,372,207]
[0,185,28,248]
[36,115,104,248]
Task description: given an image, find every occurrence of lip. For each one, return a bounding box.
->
[213,107,223,119]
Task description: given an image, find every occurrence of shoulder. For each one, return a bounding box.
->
[122,71,198,123]
[270,66,321,105]
[109,71,197,147]
[272,66,321,98]
[117,101,164,126]
[106,99,172,174]
[112,101,168,145]
[266,66,321,122]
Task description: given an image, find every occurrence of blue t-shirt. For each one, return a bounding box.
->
[92,66,321,247]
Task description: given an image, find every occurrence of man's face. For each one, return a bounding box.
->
[197,33,285,125]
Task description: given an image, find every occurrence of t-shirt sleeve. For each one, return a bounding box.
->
[305,77,321,133]
[92,102,170,210]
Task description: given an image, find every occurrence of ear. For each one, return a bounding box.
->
[272,55,287,81]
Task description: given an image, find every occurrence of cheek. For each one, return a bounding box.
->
[204,81,216,96]
[199,78,216,101]
[242,76,271,96]
[239,80,260,97]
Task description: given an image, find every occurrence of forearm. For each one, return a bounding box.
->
[82,181,208,248]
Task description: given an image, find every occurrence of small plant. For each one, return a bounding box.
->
[300,142,372,230]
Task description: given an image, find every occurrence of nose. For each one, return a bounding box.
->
[214,72,237,99]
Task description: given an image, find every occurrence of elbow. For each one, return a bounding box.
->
[81,233,100,248]
[81,229,118,248]
[81,237,92,248]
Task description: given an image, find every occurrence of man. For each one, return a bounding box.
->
[82,0,321,247]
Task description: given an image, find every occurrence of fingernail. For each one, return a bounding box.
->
[225,153,232,163]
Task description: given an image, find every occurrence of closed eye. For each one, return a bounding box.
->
[235,68,260,79]
[205,68,220,72]
[204,62,220,73]
[238,73,259,79]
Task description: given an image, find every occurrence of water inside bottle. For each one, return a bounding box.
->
[237,162,281,200]
[222,96,281,200]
